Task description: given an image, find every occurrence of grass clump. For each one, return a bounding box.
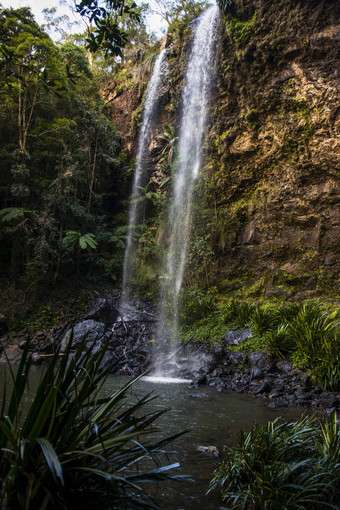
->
[0,339,184,509]
[209,415,340,509]
[179,287,218,325]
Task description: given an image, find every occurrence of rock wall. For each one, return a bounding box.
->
[106,0,340,299]
[204,0,340,298]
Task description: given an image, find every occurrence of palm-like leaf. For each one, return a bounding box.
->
[0,338,185,509]
[209,415,340,509]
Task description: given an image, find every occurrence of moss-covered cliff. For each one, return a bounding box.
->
[107,0,340,300]
[205,0,340,299]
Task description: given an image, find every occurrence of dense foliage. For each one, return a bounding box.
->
[181,298,340,390]
[76,0,141,56]
[0,338,184,509]
[209,415,340,509]
[0,6,130,291]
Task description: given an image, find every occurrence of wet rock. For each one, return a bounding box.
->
[276,360,293,373]
[299,373,312,388]
[61,320,105,352]
[192,372,206,385]
[223,329,252,346]
[212,341,224,354]
[266,400,289,408]
[325,407,337,416]
[189,393,209,398]
[0,345,23,364]
[319,392,338,409]
[296,399,312,407]
[85,298,119,325]
[294,389,315,401]
[269,388,284,398]
[227,351,246,366]
[196,445,219,457]
[254,380,272,395]
[31,352,42,364]
[249,351,274,378]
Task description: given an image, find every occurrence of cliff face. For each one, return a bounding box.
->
[205,0,340,298]
[106,0,340,299]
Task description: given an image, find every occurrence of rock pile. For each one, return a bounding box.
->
[181,339,340,414]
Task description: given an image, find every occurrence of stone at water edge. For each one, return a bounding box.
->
[248,351,274,378]
[0,345,23,364]
[227,351,247,366]
[196,445,219,457]
[60,319,105,352]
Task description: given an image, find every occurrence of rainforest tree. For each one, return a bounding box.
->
[0,6,129,287]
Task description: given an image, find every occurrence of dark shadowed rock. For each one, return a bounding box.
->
[248,351,274,378]
[254,380,272,394]
[223,329,252,346]
[320,392,338,409]
[266,400,289,408]
[276,360,293,373]
[85,298,119,325]
[299,373,312,388]
[228,351,246,366]
[61,320,105,352]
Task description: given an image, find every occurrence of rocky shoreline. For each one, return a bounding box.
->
[181,340,340,414]
[1,297,339,414]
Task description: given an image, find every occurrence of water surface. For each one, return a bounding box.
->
[0,366,305,509]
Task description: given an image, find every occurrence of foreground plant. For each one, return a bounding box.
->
[209,415,340,509]
[0,339,184,509]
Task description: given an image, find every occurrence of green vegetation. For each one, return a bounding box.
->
[76,0,141,56]
[225,12,257,46]
[0,339,184,509]
[180,298,339,390]
[209,415,340,509]
[0,6,133,313]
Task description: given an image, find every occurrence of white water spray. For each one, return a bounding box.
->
[121,49,168,305]
[157,4,220,369]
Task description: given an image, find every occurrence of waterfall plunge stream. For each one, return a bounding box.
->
[156,4,220,373]
[121,49,168,306]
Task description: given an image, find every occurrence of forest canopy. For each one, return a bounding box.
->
[0,6,129,287]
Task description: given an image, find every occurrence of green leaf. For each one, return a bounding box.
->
[36,438,64,485]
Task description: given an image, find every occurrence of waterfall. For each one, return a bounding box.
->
[121,49,168,305]
[157,4,220,367]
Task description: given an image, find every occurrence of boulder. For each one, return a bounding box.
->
[276,360,293,373]
[0,345,23,364]
[85,298,119,325]
[223,329,252,346]
[248,351,274,378]
[319,392,338,409]
[228,351,246,366]
[266,400,289,408]
[254,380,272,394]
[196,445,219,457]
[61,320,105,352]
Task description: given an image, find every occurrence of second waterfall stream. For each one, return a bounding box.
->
[121,48,168,306]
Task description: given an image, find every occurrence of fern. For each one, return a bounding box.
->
[0,207,26,222]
